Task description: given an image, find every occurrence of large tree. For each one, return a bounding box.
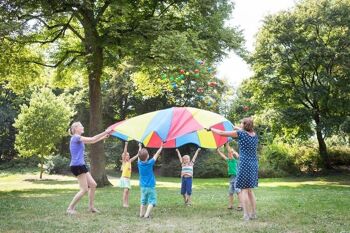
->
[1,0,243,185]
[249,0,350,168]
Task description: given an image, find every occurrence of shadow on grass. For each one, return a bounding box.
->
[23,178,77,185]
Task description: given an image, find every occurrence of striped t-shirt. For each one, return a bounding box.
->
[181,163,194,177]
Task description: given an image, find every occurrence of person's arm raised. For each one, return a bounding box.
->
[210,128,238,138]
[216,147,227,160]
[175,148,182,163]
[153,143,163,161]
[191,148,201,163]
[80,128,113,144]
[130,143,142,163]
[123,141,128,154]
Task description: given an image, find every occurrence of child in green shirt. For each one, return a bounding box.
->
[217,143,242,210]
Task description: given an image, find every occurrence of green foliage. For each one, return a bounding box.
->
[0,39,44,93]
[248,0,350,165]
[0,156,39,171]
[328,146,350,166]
[260,142,299,175]
[195,152,227,178]
[292,146,321,173]
[0,86,22,161]
[13,88,74,178]
[44,154,70,174]
[160,159,182,177]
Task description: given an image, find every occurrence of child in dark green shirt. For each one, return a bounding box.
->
[217,143,242,210]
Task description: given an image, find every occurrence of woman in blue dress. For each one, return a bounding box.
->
[211,117,258,221]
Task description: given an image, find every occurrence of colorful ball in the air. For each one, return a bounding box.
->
[243,106,249,111]
[185,72,189,75]
[180,69,185,74]
[194,69,199,73]
[197,87,204,93]
[181,80,185,84]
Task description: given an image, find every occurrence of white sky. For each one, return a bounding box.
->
[216,0,298,87]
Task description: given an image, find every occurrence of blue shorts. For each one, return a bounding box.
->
[140,187,157,206]
[229,175,241,195]
[181,177,193,195]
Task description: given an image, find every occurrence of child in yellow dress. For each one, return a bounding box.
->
[119,142,141,207]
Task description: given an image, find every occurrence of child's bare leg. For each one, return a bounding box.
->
[237,191,242,208]
[123,189,129,207]
[186,195,192,205]
[86,173,98,212]
[140,205,146,217]
[228,194,234,208]
[67,173,88,213]
[182,194,187,203]
[144,204,153,218]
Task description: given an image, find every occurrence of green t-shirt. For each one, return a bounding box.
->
[226,158,238,176]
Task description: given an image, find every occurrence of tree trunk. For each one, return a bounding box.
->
[83,13,111,187]
[314,113,331,169]
[40,155,44,179]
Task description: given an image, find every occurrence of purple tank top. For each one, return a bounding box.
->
[69,135,85,166]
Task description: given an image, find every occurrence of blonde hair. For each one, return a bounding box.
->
[69,122,82,136]
[182,155,190,162]
[121,152,130,162]
[241,117,254,132]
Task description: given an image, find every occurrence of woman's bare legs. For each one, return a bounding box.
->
[86,172,98,212]
[248,189,257,218]
[67,173,89,214]
[240,189,251,220]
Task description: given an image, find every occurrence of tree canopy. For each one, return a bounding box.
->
[249,0,350,167]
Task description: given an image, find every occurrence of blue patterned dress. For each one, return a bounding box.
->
[236,130,259,189]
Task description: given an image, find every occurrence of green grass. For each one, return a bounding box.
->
[0,170,349,233]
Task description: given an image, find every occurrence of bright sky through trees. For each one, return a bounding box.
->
[217,0,298,87]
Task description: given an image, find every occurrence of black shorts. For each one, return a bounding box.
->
[70,165,88,176]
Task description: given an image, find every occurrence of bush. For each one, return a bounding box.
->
[45,154,70,174]
[195,152,226,178]
[160,159,181,177]
[0,155,40,170]
[260,142,299,175]
[292,146,321,173]
[328,146,350,166]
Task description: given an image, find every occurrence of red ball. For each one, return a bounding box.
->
[180,69,185,74]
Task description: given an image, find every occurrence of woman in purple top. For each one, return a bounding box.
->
[66,121,112,215]
[211,117,258,221]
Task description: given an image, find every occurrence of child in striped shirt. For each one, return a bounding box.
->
[175,148,201,206]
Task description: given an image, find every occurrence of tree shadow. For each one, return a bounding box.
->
[23,178,77,185]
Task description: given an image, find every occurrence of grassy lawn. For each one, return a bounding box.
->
[0,170,349,233]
